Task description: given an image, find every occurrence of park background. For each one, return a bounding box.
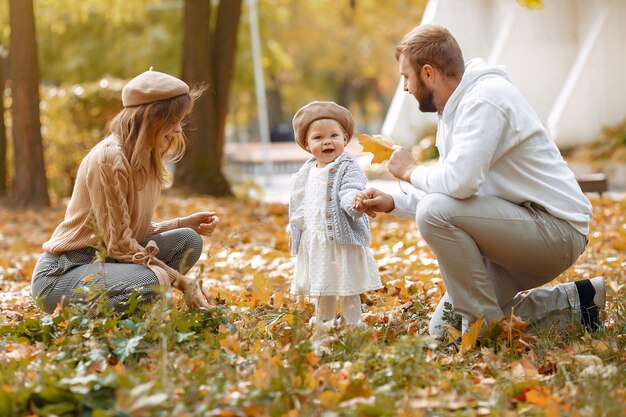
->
[0,1,625,416]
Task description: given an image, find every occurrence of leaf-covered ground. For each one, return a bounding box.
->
[1,193,625,416]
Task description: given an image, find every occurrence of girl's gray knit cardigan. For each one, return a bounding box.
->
[288,152,371,255]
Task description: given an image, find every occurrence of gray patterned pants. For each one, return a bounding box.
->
[31,228,203,313]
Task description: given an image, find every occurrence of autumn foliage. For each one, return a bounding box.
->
[0,194,625,416]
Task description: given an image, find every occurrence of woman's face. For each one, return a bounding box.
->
[160,117,184,154]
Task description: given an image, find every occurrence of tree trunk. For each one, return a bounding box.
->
[337,77,355,109]
[176,0,242,196]
[6,0,49,208]
[0,54,7,196]
[267,73,285,128]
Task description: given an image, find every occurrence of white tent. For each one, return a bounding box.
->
[382,0,626,149]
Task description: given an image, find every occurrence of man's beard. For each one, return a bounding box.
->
[417,77,437,113]
[417,91,436,113]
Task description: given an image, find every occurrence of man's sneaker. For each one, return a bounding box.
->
[575,277,606,331]
[443,337,461,353]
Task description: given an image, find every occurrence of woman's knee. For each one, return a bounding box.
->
[179,227,203,253]
[174,228,203,272]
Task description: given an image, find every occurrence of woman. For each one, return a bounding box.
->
[31,69,217,313]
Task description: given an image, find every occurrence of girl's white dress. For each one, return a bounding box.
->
[291,163,382,296]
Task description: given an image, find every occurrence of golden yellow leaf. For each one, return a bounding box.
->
[525,387,549,407]
[339,378,372,402]
[356,133,395,164]
[516,0,543,9]
[256,288,272,304]
[593,340,609,352]
[219,333,241,353]
[273,290,286,309]
[461,317,484,353]
[252,274,266,289]
[545,405,560,417]
[319,391,341,408]
[446,325,461,343]
[305,352,320,366]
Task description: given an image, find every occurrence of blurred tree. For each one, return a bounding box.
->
[232,0,426,137]
[33,0,180,84]
[6,0,49,208]
[0,48,6,196]
[175,0,242,196]
[0,0,427,200]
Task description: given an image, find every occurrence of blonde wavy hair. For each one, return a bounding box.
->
[106,86,204,189]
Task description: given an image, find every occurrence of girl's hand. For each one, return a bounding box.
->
[353,193,366,212]
[180,211,219,236]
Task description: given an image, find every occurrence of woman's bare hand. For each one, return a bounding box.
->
[183,278,212,309]
[180,212,219,236]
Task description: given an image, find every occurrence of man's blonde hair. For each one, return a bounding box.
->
[106,86,204,189]
[395,24,465,78]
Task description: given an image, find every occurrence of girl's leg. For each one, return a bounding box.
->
[340,295,363,325]
[315,296,337,323]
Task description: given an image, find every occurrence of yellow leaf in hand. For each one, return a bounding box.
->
[356,133,395,164]
[516,0,543,9]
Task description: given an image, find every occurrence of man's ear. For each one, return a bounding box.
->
[422,64,435,82]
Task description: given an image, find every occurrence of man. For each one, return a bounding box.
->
[355,24,604,337]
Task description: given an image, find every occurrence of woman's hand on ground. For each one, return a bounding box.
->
[177,277,211,309]
[180,211,219,236]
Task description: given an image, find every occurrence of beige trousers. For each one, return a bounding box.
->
[416,193,588,337]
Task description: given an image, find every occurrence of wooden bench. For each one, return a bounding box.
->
[576,173,608,195]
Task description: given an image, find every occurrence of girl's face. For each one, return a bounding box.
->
[305,119,349,167]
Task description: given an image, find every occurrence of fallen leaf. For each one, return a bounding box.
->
[525,387,549,407]
[461,317,484,353]
[572,354,602,367]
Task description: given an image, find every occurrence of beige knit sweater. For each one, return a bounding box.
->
[43,135,182,287]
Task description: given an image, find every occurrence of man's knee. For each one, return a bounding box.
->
[415,193,456,235]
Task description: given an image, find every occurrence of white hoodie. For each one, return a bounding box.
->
[393,58,592,235]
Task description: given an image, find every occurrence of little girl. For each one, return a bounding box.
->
[288,101,382,328]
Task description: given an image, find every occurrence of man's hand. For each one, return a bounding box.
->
[180,211,219,236]
[388,146,417,183]
[353,188,395,218]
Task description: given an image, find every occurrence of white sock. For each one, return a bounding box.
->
[315,296,337,323]
[340,295,363,325]
[590,276,606,308]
